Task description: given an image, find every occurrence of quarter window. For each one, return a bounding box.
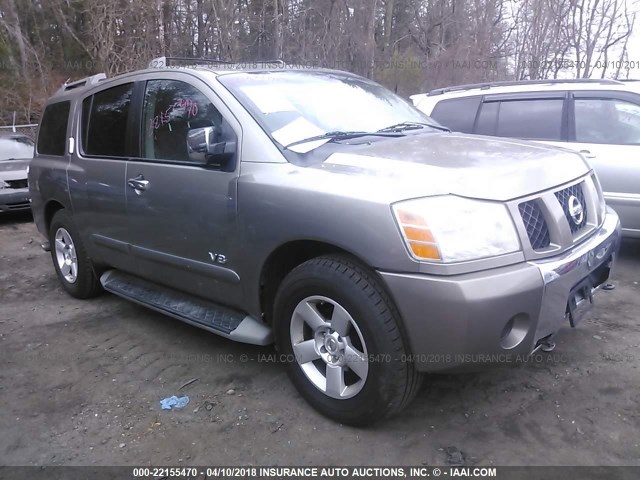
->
[83,83,134,157]
[575,98,640,145]
[37,101,71,156]
[142,80,222,162]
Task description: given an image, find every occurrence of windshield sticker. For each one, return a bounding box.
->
[241,86,296,114]
[272,117,329,153]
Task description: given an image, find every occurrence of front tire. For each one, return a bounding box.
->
[274,255,422,425]
[49,210,102,299]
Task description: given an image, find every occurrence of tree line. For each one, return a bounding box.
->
[0,0,637,126]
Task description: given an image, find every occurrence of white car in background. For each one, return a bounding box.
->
[411,79,640,237]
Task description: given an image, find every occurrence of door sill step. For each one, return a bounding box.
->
[100,270,272,345]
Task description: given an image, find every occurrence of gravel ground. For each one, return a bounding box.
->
[1,211,639,466]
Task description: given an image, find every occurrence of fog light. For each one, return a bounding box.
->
[500,313,530,349]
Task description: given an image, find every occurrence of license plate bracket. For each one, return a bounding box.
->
[566,278,594,328]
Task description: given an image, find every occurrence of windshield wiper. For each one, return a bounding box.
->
[284,130,403,150]
[377,121,451,133]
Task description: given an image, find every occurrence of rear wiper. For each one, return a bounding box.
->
[284,130,403,150]
[377,121,451,133]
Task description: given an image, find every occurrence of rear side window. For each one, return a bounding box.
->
[430,97,481,133]
[495,99,563,141]
[83,83,134,157]
[574,98,640,145]
[37,101,70,156]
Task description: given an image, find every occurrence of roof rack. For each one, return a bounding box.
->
[148,56,287,69]
[427,78,624,96]
[56,73,107,95]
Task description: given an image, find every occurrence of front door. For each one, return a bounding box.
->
[125,75,243,306]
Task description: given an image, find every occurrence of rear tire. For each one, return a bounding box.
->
[49,210,102,299]
[274,255,422,426]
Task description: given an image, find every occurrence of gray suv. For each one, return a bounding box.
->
[29,58,621,425]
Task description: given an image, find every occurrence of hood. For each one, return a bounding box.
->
[319,133,590,202]
[0,158,30,182]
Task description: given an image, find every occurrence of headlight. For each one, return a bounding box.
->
[392,195,521,263]
[0,181,8,189]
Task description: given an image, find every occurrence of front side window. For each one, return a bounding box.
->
[431,97,481,133]
[141,79,223,162]
[83,83,134,157]
[495,99,564,141]
[37,101,70,156]
[575,98,640,145]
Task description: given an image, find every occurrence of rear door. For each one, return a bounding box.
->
[568,91,640,235]
[125,73,244,306]
[69,80,136,271]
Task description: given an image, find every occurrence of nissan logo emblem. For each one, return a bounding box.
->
[568,195,584,225]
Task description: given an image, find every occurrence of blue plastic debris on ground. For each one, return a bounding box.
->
[160,395,190,410]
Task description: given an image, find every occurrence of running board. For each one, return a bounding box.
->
[100,270,272,346]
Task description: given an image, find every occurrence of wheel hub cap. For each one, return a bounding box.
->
[290,296,369,399]
[54,227,78,284]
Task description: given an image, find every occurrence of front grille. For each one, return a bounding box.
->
[5,179,28,189]
[518,201,550,250]
[555,183,588,234]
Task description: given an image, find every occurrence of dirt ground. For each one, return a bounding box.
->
[1,211,639,467]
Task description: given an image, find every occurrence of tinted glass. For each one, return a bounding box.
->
[142,79,222,161]
[575,98,640,145]
[37,102,70,156]
[496,99,563,140]
[475,102,499,136]
[84,83,134,157]
[431,97,481,133]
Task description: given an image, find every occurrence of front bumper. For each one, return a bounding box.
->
[0,188,30,212]
[379,208,621,372]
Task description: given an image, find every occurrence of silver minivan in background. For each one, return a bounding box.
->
[412,79,640,238]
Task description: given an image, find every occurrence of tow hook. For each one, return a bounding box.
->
[536,334,556,353]
[539,340,556,352]
[41,241,51,252]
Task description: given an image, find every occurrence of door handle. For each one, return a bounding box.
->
[127,175,149,193]
[579,149,596,159]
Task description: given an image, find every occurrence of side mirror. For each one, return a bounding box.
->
[186,126,236,167]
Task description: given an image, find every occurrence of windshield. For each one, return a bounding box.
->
[219,71,442,153]
[0,136,34,161]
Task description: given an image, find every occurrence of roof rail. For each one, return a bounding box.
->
[56,73,107,95]
[148,56,234,68]
[427,78,624,96]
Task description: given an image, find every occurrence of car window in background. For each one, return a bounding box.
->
[475,102,499,136]
[430,97,481,133]
[83,83,134,157]
[496,99,563,141]
[141,79,223,162]
[37,101,70,156]
[575,98,640,145]
[0,136,34,160]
